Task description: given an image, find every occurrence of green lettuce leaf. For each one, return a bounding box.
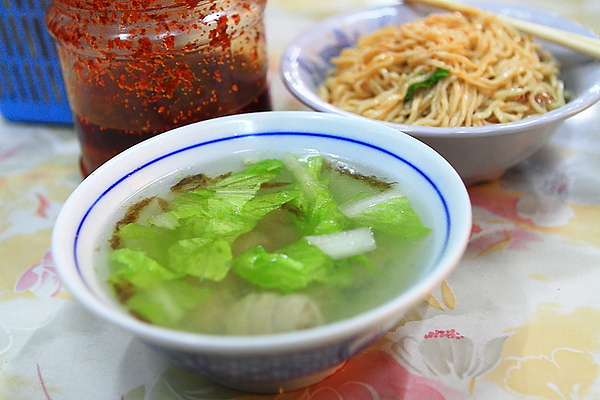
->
[110,159,299,290]
[167,187,298,245]
[341,192,430,238]
[281,239,357,287]
[232,238,365,293]
[148,159,295,241]
[210,159,284,193]
[150,158,286,230]
[107,155,430,327]
[108,247,177,290]
[113,223,180,266]
[232,245,313,293]
[125,278,213,327]
[167,238,232,281]
[283,154,350,235]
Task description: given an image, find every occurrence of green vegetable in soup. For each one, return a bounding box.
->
[339,189,431,238]
[224,292,324,335]
[106,155,431,335]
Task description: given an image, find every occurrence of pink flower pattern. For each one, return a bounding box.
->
[469,224,542,255]
[35,193,51,218]
[386,323,508,397]
[234,348,458,400]
[424,329,465,340]
[14,251,62,297]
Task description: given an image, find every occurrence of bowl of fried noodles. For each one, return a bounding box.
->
[280,1,600,184]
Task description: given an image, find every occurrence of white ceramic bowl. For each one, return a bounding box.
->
[51,111,471,393]
[280,2,600,185]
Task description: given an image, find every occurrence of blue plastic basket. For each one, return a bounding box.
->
[0,0,72,124]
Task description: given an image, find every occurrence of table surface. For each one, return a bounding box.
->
[2,0,600,399]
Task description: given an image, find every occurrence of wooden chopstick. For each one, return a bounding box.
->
[406,0,600,59]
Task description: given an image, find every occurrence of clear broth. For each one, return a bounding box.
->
[96,154,435,335]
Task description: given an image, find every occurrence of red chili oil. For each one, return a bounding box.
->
[46,0,271,176]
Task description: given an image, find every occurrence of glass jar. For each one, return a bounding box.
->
[46,0,271,176]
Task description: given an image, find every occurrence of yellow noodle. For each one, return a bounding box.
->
[319,12,566,127]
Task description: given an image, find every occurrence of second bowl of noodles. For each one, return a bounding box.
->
[280,2,600,184]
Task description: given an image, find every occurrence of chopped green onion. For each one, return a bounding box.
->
[404,68,451,103]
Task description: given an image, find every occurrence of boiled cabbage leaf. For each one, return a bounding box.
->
[125,279,213,326]
[340,190,430,238]
[283,154,350,235]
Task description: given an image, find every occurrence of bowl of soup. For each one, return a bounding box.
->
[280,2,600,185]
[51,111,472,393]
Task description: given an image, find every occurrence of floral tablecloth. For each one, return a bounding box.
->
[1,0,600,399]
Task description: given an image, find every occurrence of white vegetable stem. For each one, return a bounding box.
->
[282,153,319,202]
[339,189,405,218]
[306,227,376,259]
